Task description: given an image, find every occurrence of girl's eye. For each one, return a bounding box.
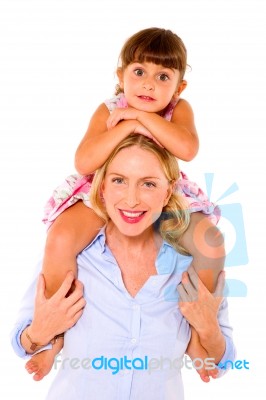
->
[159,73,169,81]
[134,69,144,77]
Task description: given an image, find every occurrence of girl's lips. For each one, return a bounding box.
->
[119,209,146,224]
[138,95,155,102]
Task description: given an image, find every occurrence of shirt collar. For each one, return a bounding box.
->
[83,226,107,253]
[83,225,175,266]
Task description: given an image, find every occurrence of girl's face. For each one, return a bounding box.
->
[117,61,186,113]
[101,146,173,239]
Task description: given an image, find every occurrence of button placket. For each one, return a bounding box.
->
[130,302,141,346]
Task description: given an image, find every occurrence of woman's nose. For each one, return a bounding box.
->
[125,186,140,207]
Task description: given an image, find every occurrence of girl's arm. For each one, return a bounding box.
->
[106,99,199,161]
[75,103,147,175]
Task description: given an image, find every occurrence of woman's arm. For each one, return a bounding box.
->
[178,268,234,366]
[11,271,86,356]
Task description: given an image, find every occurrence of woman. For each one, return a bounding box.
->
[11,134,235,400]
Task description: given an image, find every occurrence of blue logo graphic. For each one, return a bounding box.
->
[163,173,248,300]
[205,173,248,268]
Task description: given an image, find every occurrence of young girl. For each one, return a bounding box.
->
[25,27,225,382]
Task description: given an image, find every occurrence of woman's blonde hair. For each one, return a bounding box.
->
[90,134,190,254]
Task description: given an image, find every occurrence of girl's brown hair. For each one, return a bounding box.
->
[116,27,188,94]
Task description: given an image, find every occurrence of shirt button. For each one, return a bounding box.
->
[132,304,140,310]
[131,338,137,344]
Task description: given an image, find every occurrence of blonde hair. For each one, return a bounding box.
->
[90,134,190,254]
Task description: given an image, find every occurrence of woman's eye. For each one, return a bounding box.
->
[143,181,156,188]
[134,69,144,77]
[112,177,124,184]
[159,73,169,81]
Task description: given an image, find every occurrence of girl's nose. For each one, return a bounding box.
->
[142,79,154,91]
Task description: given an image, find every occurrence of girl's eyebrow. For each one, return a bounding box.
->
[130,62,176,75]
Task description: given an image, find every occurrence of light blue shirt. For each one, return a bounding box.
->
[11,228,235,400]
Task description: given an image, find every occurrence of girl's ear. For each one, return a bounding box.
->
[116,68,124,89]
[173,80,187,99]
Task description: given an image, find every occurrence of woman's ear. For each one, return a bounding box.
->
[163,181,175,206]
[100,181,106,202]
[173,80,187,99]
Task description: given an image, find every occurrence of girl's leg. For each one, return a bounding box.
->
[43,201,104,298]
[185,327,218,382]
[179,211,225,293]
[30,202,103,380]
[180,212,225,380]
[25,338,63,381]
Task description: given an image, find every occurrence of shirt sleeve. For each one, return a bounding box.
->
[216,298,237,377]
[10,257,52,358]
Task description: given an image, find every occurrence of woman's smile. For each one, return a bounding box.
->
[118,209,147,224]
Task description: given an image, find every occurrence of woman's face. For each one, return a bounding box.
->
[101,146,173,238]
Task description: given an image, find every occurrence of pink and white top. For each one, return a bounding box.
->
[43,94,219,228]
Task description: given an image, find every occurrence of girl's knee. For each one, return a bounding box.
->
[199,224,225,260]
[45,221,77,256]
[191,216,225,260]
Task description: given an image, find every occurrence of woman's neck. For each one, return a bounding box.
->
[105,222,162,254]
[105,222,162,297]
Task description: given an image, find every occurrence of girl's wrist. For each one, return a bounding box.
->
[135,110,146,123]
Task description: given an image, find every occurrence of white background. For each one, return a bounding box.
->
[0,0,265,398]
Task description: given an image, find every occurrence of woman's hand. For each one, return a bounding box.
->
[177,266,225,333]
[177,266,226,364]
[28,271,86,346]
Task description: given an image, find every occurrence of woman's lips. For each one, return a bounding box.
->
[119,209,146,224]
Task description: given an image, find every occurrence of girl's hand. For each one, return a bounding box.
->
[177,267,225,333]
[132,123,163,147]
[29,272,86,345]
[107,107,164,147]
[106,107,139,130]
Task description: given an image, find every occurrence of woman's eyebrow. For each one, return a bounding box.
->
[107,172,161,180]
[107,172,125,177]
